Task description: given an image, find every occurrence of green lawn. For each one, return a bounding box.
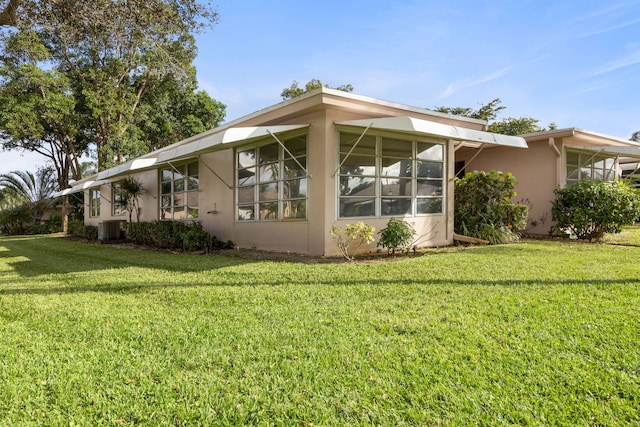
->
[1,235,639,426]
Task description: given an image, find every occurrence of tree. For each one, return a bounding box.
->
[631,131,640,142]
[117,176,145,223]
[434,98,555,136]
[281,79,354,100]
[1,0,222,170]
[0,167,58,224]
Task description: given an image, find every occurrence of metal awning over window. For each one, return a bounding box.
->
[573,145,640,158]
[155,124,309,163]
[54,179,109,197]
[336,116,528,148]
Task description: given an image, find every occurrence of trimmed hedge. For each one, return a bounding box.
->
[126,220,234,253]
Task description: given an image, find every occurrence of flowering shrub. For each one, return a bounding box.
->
[552,180,640,241]
[330,222,375,261]
[454,170,528,244]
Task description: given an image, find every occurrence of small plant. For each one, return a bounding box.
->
[552,180,640,242]
[377,218,417,255]
[330,222,375,261]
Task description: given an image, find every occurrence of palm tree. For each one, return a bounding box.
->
[118,176,145,222]
[0,167,58,224]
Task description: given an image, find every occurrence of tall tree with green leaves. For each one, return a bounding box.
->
[281,79,354,100]
[434,98,556,136]
[1,0,223,171]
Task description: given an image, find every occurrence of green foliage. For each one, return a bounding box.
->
[488,116,543,135]
[377,218,417,255]
[0,204,32,234]
[66,219,98,241]
[126,220,233,252]
[330,222,375,260]
[435,98,506,121]
[552,180,640,241]
[117,176,145,223]
[454,170,528,244]
[281,79,354,100]
[0,167,58,224]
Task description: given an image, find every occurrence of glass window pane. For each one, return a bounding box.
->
[162,169,173,182]
[174,178,185,192]
[580,167,592,179]
[339,198,375,217]
[566,167,579,180]
[173,193,184,207]
[284,178,307,199]
[238,167,256,186]
[417,197,443,214]
[187,191,198,208]
[238,149,256,168]
[187,176,199,191]
[238,186,255,204]
[566,151,579,165]
[284,158,306,178]
[259,143,279,163]
[259,182,278,201]
[173,207,186,220]
[188,162,198,176]
[381,158,412,177]
[161,182,172,195]
[284,136,306,157]
[340,154,375,175]
[161,195,171,208]
[259,163,278,182]
[188,207,198,219]
[381,198,412,216]
[416,161,443,179]
[417,179,443,196]
[594,158,605,169]
[284,200,306,219]
[340,133,376,155]
[160,208,172,220]
[339,176,375,197]
[381,138,412,158]
[417,143,443,161]
[238,205,255,221]
[381,178,412,197]
[259,202,279,220]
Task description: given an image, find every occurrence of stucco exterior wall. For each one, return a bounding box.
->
[456,141,559,235]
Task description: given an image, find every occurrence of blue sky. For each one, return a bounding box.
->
[3,0,640,175]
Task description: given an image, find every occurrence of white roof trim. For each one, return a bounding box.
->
[336,116,528,148]
[96,157,159,181]
[53,179,109,197]
[155,125,309,163]
[574,145,640,158]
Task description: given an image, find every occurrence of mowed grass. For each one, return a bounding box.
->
[0,235,639,426]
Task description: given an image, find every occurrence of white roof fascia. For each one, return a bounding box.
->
[53,179,109,197]
[155,124,309,164]
[336,116,528,148]
[96,157,159,181]
[574,145,640,158]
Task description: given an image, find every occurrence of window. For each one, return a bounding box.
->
[90,189,100,217]
[112,182,126,216]
[338,132,445,218]
[160,161,199,220]
[566,150,616,187]
[236,134,308,221]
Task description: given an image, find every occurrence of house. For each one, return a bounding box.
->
[61,88,527,255]
[454,128,640,235]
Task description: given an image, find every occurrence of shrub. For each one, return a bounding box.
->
[25,224,51,235]
[330,222,375,261]
[0,205,33,235]
[125,220,233,253]
[45,213,62,233]
[377,218,417,255]
[552,180,640,242]
[454,170,528,244]
[66,219,98,241]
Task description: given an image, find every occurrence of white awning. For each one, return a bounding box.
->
[574,145,640,158]
[155,124,309,163]
[53,179,109,197]
[96,157,159,181]
[336,116,528,148]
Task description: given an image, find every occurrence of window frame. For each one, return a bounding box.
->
[111,182,127,216]
[565,149,617,187]
[235,132,308,222]
[159,160,200,221]
[89,188,101,217]
[337,130,446,219]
